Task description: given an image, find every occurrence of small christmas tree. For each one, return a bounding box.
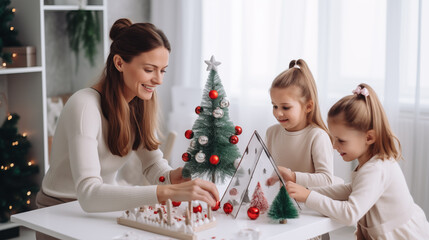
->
[268,186,298,224]
[0,0,21,65]
[250,182,269,213]
[0,113,39,223]
[182,56,242,183]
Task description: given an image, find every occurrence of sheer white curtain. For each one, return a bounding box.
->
[151,0,429,215]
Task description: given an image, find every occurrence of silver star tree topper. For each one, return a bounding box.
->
[204,55,221,71]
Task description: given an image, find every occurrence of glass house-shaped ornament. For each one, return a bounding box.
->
[220,131,301,219]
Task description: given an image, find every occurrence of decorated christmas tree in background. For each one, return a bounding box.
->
[0,0,21,65]
[0,113,39,223]
[268,186,298,224]
[182,56,242,183]
[250,182,269,213]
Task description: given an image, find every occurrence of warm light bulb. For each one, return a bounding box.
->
[26,200,31,205]
[28,161,33,166]
[27,191,31,196]
[22,133,27,137]
[8,115,12,120]
[10,26,14,31]
[10,163,14,167]
[12,8,16,13]
[2,62,6,67]
[1,166,4,170]
[9,206,12,210]
[12,53,17,58]
[12,141,19,146]
[4,166,8,170]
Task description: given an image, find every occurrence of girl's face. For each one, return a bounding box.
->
[117,47,169,102]
[328,116,374,166]
[270,86,310,132]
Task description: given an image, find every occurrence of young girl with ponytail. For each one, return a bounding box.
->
[266,59,335,188]
[286,83,429,239]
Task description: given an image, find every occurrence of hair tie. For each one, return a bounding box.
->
[352,86,369,97]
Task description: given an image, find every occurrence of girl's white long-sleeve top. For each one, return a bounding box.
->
[265,124,334,187]
[306,156,429,239]
[42,88,172,212]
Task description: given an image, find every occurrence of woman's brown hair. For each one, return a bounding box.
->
[270,59,331,141]
[99,18,171,156]
[328,83,402,160]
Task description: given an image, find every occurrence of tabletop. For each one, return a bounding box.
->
[11,201,344,240]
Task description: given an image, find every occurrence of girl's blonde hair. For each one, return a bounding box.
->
[99,18,170,156]
[270,59,331,141]
[328,83,402,160]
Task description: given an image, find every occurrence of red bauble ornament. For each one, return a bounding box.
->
[211,201,220,211]
[247,207,260,220]
[185,130,194,139]
[182,152,190,162]
[223,202,233,214]
[195,106,203,114]
[159,176,165,182]
[235,126,242,135]
[209,90,218,99]
[229,135,239,144]
[193,204,202,213]
[172,201,181,207]
[209,155,220,165]
[229,188,238,196]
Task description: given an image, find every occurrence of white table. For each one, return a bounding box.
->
[11,201,344,240]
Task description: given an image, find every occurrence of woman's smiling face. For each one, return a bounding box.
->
[118,47,169,102]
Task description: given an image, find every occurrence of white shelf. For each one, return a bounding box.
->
[0,221,19,231]
[0,66,43,75]
[43,5,104,11]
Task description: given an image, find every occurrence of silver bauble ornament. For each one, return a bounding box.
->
[198,135,209,145]
[190,140,197,148]
[213,107,224,118]
[220,98,230,108]
[195,151,206,163]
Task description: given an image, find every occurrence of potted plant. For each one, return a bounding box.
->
[65,10,100,69]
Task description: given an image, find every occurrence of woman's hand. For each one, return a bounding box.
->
[285,181,310,202]
[169,167,190,184]
[157,178,219,207]
[266,166,296,186]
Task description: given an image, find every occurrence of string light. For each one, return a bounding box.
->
[10,26,14,31]
[1,166,4,170]
[4,166,8,170]
[12,53,17,58]
[26,200,31,205]
[10,163,14,167]
[27,191,31,196]
[9,206,12,210]
[22,132,27,137]
[28,161,33,166]
[12,141,19,146]
[12,8,16,13]
[8,114,12,120]
[2,62,6,67]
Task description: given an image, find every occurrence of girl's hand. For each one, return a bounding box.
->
[285,181,310,202]
[266,166,296,186]
[157,178,219,207]
[169,167,189,184]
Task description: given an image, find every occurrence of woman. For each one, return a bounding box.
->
[37,19,218,215]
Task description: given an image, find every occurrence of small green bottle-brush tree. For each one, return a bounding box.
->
[268,186,299,224]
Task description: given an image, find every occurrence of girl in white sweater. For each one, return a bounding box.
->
[286,84,429,239]
[266,59,334,187]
